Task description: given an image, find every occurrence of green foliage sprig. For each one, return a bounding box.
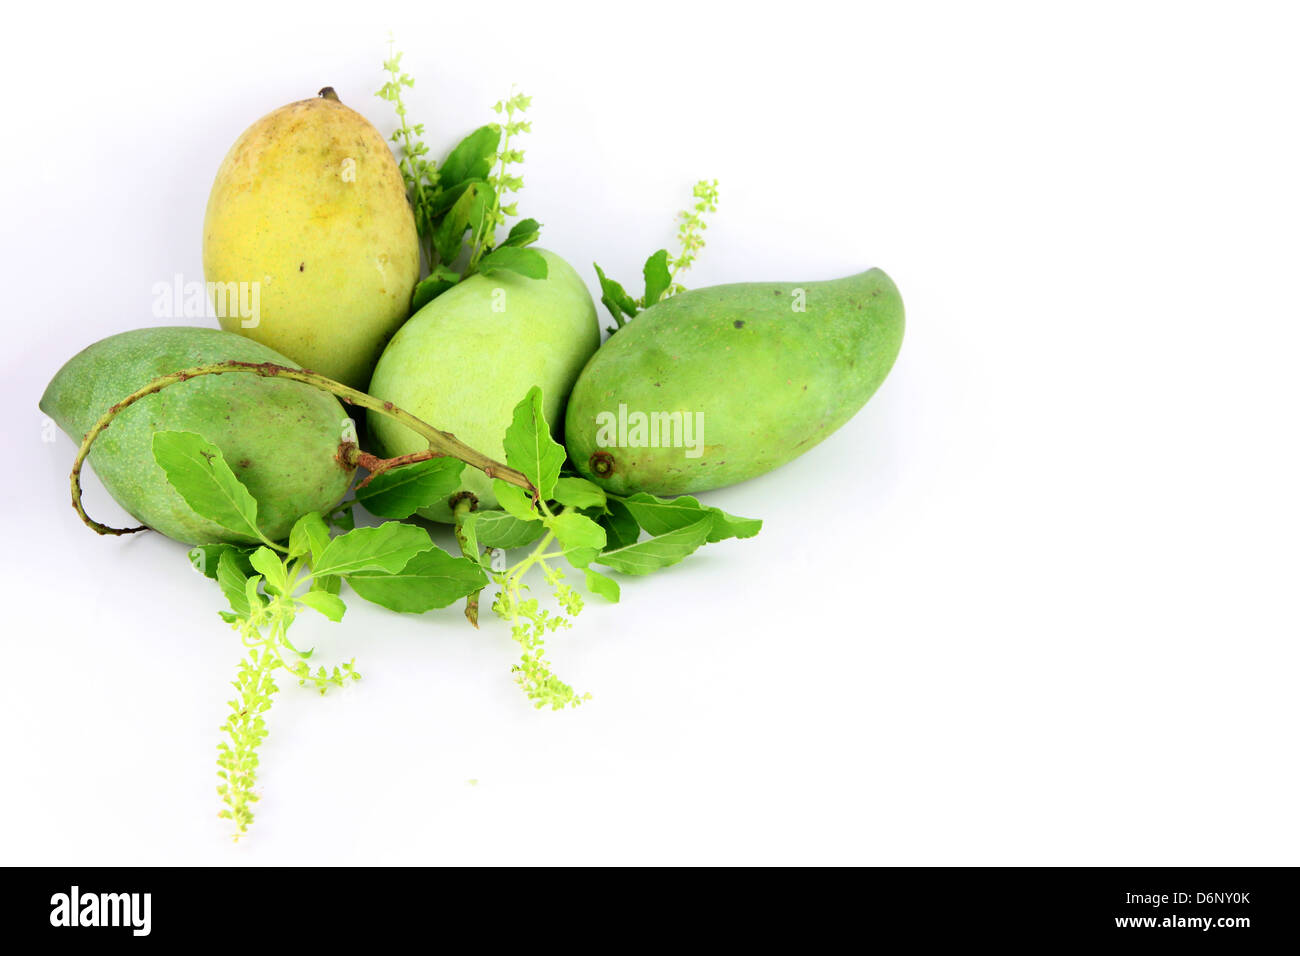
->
[377,45,547,311]
[471,91,533,269]
[74,362,759,839]
[455,387,761,707]
[594,179,720,334]
[668,179,720,295]
[377,47,439,265]
[157,431,483,839]
[169,384,757,830]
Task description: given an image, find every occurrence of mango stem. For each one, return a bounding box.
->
[69,360,536,537]
[349,448,440,490]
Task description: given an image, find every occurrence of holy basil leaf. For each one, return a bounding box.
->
[583,567,621,603]
[411,265,461,312]
[500,217,541,248]
[617,492,762,543]
[642,249,671,306]
[467,180,496,251]
[249,547,289,597]
[593,263,639,328]
[553,476,606,511]
[244,575,265,614]
[549,511,606,553]
[346,547,488,614]
[297,590,346,622]
[190,543,253,580]
[313,523,434,577]
[152,431,263,543]
[501,386,565,501]
[469,509,547,549]
[355,458,466,519]
[438,125,501,190]
[702,506,763,543]
[434,182,482,264]
[616,492,708,535]
[561,545,601,570]
[599,499,641,551]
[312,573,342,595]
[476,245,548,279]
[493,480,539,522]
[429,179,477,217]
[216,549,253,617]
[595,516,712,575]
[288,512,331,563]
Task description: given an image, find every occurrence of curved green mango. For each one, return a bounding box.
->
[40,327,355,545]
[564,268,904,495]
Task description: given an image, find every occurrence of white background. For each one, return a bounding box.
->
[2,1,1296,865]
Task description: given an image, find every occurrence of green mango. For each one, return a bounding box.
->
[40,327,356,545]
[564,268,904,495]
[367,249,599,520]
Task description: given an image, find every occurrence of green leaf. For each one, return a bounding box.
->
[313,523,434,577]
[599,499,641,551]
[288,512,331,563]
[466,181,496,251]
[642,249,671,306]
[583,567,621,603]
[216,549,252,617]
[328,505,355,531]
[562,545,601,569]
[347,548,488,613]
[593,263,639,328]
[151,431,263,543]
[500,217,541,248]
[411,265,461,312]
[438,125,500,189]
[618,492,762,543]
[190,543,253,580]
[428,179,476,216]
[493,480,539,521]
[434,182,481,264]
[244,575,265,613]
[501,387,564,501]
[249,547,289,597]
[549,511,606,553]
[297,590,346,622]
[467,509,546,549]
[476,245,548,279]
[553,476,606,510]
[595,516,712,575]
[701,506,763,543]
[355,458,466,519]
[312,573,342,595]
[616,492,704,535]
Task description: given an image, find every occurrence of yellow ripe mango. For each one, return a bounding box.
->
[202,88,419,389]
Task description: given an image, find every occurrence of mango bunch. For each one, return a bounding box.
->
[37,67,905,843]
[42,80,904,549]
